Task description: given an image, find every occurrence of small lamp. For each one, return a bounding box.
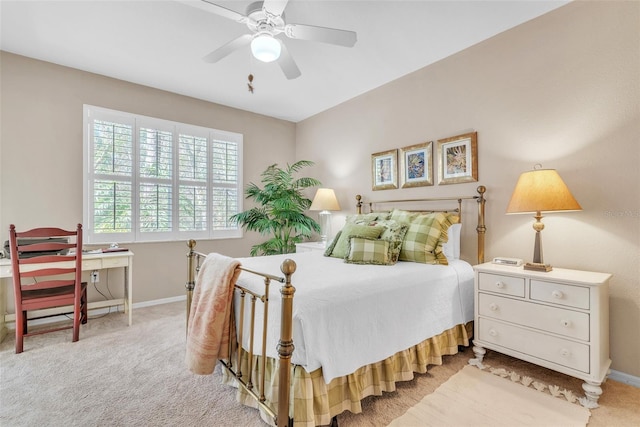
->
[506,165,581,272]
[310,188,341,247]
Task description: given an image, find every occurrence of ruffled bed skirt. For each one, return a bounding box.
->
[221,322,472,427]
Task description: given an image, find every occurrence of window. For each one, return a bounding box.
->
[83,105,243,244]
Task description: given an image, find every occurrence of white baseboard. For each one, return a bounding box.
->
[609,369,640,388]
[5,295,187,330]
[132,295,186,309]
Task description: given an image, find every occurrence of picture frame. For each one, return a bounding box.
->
[371,149,398,190]
[437,131,478,185]
[399,141,433,188]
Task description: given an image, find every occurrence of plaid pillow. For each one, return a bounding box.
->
[345,236,392,265]
[390,210,449,264]
[368,219,408,263]
[326,223,384,259]
[345,212,390,224]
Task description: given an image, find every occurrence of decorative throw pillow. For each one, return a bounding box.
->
[326,223,384,259]
[390,210,449,264]
[345,212,390,225]
[345,236,393,265]
[369,219,408,263]
[324,231,342,257]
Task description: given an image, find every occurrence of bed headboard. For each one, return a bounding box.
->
[354,185,486,264]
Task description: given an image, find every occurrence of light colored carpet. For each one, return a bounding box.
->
[1,302,638,427]
[0,302,266,427]
[388,365,591,427]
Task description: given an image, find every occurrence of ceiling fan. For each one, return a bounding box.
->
[197,0,358,79]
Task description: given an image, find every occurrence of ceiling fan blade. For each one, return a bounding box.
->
[277,42,301,80]
[199,0,248,23]
[202,34,252,63]
[262,0,289,17]
[284,23,357,47]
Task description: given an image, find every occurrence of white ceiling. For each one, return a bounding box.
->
[0,0,569,122]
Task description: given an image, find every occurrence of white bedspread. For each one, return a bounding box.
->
[232,252,474,384]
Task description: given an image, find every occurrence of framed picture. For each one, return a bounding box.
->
[400,141,433,188]
[437,131,478,185]
[371,149,398,190]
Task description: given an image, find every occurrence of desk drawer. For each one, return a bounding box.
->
[102,257,129,268]
[0,265,11,277]
[478,293,589,341]
[478,318,590,373]
[478,273,525,297]
[82,259,102,270]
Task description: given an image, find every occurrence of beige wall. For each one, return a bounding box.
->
[0,52,296,304]
[296,1,640,377]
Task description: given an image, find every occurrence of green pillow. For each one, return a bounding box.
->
[346,212,390,225]
[390,210,447,264]
[327,223,384,259]
[369,219,408,264]
[324,231,342,257]
[345,236,393,265]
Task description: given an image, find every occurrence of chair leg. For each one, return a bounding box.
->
[22,311,28,334]
[15,310,25,354]
[81,285,88,325]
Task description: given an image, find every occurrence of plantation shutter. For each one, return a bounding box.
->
[178,133,208,232]
[138,124,173,238]
[88,112,135,242]
[211,136,240,231]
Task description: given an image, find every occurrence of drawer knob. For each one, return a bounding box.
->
[560,348,571,357]
[495,281,505,289]
[561,319,572,327]
[552,290,564,299]
[489,329,498,337]
[489,303,498,311]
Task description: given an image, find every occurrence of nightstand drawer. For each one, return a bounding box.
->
[478,273,525,297]
[478,293,590,341]
[478,318,590,373]
[530,280,589,310]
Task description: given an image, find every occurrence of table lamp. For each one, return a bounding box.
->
[506,166,581,272]
[310,188,341,247]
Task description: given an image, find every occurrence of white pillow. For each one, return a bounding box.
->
[442,223,462,260]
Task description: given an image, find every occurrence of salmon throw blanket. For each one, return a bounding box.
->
[185,253,241,375]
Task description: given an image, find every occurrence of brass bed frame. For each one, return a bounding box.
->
[185,185,486,427]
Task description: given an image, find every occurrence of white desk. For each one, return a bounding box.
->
[0,251,134,342]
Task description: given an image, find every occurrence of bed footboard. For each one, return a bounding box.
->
[186,240,296,427]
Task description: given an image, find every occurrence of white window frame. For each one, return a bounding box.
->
[83,105,243,244]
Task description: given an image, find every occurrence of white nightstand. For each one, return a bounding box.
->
[472,262,612,408]
[295,242,326,253]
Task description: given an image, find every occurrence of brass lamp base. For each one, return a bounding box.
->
[524,262,553,272]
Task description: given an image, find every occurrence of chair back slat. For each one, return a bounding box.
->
[20,267,77,279]
[20,280,76,291]
[18,255,77,265]
[15,227,77,238]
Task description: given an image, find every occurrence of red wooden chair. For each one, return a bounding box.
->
[8,224,87,353]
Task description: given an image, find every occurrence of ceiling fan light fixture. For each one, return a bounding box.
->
[251,33,281,62]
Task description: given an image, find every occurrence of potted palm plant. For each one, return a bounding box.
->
[231,160,322,256]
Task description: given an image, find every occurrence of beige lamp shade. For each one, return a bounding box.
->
[310,188,341,211]
[506,169,582,214]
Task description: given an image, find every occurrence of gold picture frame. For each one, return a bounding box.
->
[400,141,433,188]
[437,132,478,185]
[371,149,398,190]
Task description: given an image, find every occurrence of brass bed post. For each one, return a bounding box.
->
[355,194,363,214]
[475,186,487,264]
[277,259,296,427]
[186,239,197,333]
